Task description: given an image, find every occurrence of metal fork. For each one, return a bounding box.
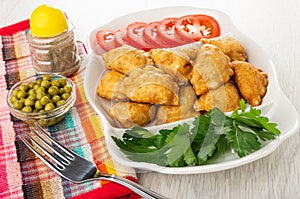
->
[19,123,168,199]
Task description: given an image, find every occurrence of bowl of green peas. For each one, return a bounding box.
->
[6,73,76,126]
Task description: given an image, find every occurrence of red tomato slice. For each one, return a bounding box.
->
[175,14,221,42]
[126,22,153,50]
[143,21,167,48]
[114,28,128,46]
[96,30,119,52]
[157,18,187,47]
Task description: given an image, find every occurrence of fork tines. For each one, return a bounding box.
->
[19,123,75,171]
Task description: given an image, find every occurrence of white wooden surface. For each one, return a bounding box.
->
[1,0,300,198]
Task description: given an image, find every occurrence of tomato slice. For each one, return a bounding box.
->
[114,28,128,46]
[175,14,221,42]
[126,22,153,50]
[96,29,119,52]
[143,21,167,48]
[157,18,187,47]
[96,28,132,52]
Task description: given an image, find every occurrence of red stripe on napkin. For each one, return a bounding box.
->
[0,165,9,194]
[70,176,141,199]
[0,19,30,35]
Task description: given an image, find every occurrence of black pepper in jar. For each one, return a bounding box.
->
[27,26,81,77]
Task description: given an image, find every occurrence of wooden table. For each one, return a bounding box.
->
[1,0,299,198]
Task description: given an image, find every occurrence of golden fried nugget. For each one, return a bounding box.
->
[117,65,179,105]
[150,48,193,85]
[190,44,234,95]
[173,42,202,61]
[156,86,200,125]
[102,45,135,64]
[96,70,127,101]
[200,36,247,62]
[194,81,241,112]
[102,45,153,74]
[109,102,157,128]
[232,61,268,106]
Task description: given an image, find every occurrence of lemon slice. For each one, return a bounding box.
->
[30,4,68,37]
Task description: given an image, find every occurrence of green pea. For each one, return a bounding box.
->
[47,118,57,126]
[35,100,43,111]
[48,86,59,96]
[21,105,32,113]
[38,119,47,126]
[51,79,60,88]
[12,89,19,97]
[40,96,50,106]
[19,84,29,92]
[28,82,35,89]
[33,84,40,90]
[41,80,51,89]
[64,85,72,93]
[16,90,26,99]
[55,115,65,123]
[10,95,18,103]
[19,98,25,104]
[28,89,36,95]
[42,74,52,81]
[36,86,46,93]
[59,87,65,95]
[13,101,23,110]
[44,103,55,111]
[24,98,34,106]
[61,92,70,100]
[36,92,45,100]
[36,79,42,85]
[58,78,66,87]
[28,94,37,101]
[56,100,66,107]
[52,95,61,104]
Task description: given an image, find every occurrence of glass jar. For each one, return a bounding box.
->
[27,26,80,77]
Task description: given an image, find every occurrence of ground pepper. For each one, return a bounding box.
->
[27,26,80,77]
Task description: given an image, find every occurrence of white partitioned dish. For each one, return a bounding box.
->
[84,6,299,174]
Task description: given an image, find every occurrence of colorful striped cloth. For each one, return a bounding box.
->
[0,20,139,199]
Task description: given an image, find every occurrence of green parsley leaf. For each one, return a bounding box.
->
[191,108,226,164]
[112,128,170,166]
[225,121,261,157]
[231,100,280,136]
[216,135,228,154]
[164,123,196,166]
[183,146,197,166]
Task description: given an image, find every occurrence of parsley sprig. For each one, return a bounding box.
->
[112,100,281,167]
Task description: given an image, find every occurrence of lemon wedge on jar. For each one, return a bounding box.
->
[30,4,68,37]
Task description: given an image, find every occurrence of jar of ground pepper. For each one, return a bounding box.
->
[27,4,80,77]
[27,27,80,77]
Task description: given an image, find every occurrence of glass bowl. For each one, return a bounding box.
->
[6,73,76,127]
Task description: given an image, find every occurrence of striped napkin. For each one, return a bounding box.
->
[0,20,139,199]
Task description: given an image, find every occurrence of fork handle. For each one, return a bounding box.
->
[95,174,169,199]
